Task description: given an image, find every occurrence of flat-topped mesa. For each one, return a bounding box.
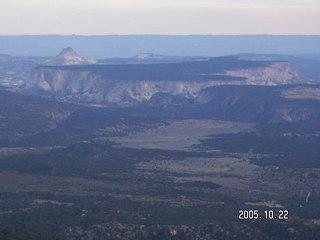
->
[28,57,308,105]
[135,53,158,60]
[45,47,97,66]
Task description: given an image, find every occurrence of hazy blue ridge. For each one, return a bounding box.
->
[0,35,319,58]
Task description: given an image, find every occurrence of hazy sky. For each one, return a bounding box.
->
[1,0,319,35]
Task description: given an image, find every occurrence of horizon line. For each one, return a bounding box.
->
[1,34,320,37]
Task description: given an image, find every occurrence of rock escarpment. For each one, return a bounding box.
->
[28,58,307,105]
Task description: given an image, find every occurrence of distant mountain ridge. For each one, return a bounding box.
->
[0,35,319,58]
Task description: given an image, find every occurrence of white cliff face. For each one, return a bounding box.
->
[223,62,307,86]
[28,61,307,105]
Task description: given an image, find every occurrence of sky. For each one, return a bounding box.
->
[0,0,319,35]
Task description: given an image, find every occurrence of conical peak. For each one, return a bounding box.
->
[56,47,79,59]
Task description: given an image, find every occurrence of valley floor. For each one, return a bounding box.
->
[0,118,319,239]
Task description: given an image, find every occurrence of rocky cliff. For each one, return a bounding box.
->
[223,62,304,85]
[28,58,307,105]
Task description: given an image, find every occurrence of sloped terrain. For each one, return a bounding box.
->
[0,55,319,239]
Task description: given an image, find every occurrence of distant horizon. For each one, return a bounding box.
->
[1,34,320,36]
[0,35,319,58]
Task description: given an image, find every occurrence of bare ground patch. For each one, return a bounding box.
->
[107,119,255,150]
[136,157,257,176]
